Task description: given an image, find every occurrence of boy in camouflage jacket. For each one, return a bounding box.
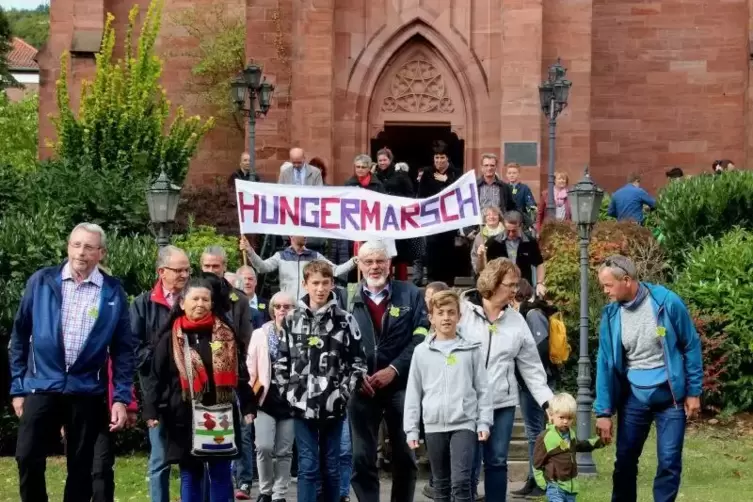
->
[274,260,367,502]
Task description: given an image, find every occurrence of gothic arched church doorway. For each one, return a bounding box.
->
[370,125,465,184]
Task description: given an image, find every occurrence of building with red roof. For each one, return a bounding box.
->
[5,37,39,101]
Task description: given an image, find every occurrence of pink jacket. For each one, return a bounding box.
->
[246,321,275,406]
[108,358,138,412]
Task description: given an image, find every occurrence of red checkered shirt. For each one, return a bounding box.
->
[61,264,104,368]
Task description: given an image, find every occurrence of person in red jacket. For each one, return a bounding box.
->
[90,358,139,502]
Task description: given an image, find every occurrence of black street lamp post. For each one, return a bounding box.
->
[539,59,572,221]
[146,167,182,248]
[567,165,604,475]
[231,63,275,180]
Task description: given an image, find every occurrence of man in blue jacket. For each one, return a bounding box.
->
[594,255,702,502]
[607,173,656,225]
[349,240,430,502]
[9,223,134,502]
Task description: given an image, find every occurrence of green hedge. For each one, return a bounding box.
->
[653,171,753,264]
[673,228,753,413]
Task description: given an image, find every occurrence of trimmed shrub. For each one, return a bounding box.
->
[653,171,753,264]
[673,228,753,412]
[539,220,668,392]
[106,233,160,297]
[173,221,241,272]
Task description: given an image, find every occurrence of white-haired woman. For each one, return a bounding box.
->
[246,292,297,502]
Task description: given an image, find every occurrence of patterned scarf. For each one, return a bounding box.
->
[482,224,504,238]
[554,187,568,207]
[172,315,238,404]
[267,323,281,362]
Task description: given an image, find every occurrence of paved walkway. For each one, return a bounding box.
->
[238,479,527,501]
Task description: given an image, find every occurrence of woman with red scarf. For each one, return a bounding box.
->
[344,154,385,193]
[143,275,255,502]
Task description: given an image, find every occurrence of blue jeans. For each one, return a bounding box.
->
[473,406,516,502]
[612,391,686,502]
[295,418,344,502]
[233,421,256,487]
[147,423,171,502]
[179,460,233,502]
[546,484,576,502]
[519,386,548,480]
[340,416,353,498]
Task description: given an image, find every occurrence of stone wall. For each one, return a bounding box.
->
[590,0,749,192]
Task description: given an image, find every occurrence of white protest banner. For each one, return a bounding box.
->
[236,171,480,240]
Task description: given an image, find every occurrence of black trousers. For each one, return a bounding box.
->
[92,427,115,502]
[349,386,417,502]
[16,393,107,502]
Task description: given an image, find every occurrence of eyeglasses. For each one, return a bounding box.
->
[69,242,101,253]
[604,258,631,278]
[163,266,192,275]
[361,259,388,267]
[273,304,293,310]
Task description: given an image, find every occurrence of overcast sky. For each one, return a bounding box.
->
[0,0,48,10]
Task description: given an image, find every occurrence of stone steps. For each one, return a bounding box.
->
[405,407,530,482]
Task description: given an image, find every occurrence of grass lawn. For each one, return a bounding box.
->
[0,424,749,501]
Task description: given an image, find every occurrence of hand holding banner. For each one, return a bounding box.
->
[236,171,480,240]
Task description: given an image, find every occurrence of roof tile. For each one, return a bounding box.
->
[8,37,39,71]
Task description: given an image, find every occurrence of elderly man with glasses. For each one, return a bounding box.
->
[595,255,702,502]
[132,245,191,502]
[10,223,134,502]
[348,240,430,502]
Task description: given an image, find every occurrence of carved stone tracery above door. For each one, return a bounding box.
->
[370,40,465,139]
[381,56,455,114]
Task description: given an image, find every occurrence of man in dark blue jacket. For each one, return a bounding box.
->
[594,255,702,502]
[349,240,430,502]
[607,173,656,225]
[9,223,134,502]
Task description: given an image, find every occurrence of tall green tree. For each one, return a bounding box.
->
[53,0,214,183]
[6,5,49,49]
[0,7,18,90]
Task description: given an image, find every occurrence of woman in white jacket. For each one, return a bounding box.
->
[458,258,553,502]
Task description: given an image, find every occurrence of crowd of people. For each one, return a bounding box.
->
[7,145,705,502]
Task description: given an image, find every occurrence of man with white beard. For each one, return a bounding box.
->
[348,241,430,502]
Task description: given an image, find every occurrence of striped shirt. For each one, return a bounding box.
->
[61,264,104,368]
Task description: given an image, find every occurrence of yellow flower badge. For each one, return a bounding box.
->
[258,303,266,310]
[389,306,401,318]
[656,326,666,338]
[560,439,570,451]
[308,336,322,347]
[229,292,239,302]
[87,306,99,319]
[488,324,498,334]
[210,341,223,352]
[446,353,458,366]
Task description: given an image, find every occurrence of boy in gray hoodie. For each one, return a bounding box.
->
[404,290,493,502]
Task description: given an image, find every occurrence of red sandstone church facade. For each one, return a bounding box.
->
[37,0,751,194]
